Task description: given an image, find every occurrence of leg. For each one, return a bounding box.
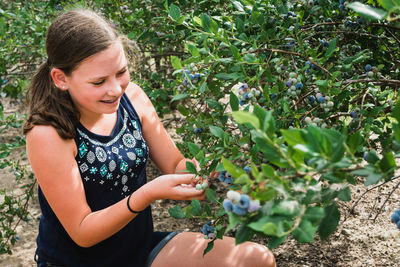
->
[151,232,276,267]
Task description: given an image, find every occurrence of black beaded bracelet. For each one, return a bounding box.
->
[127,193,142,214]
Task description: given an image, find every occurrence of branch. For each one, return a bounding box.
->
[373,180,400,222]
[349,173,400,216]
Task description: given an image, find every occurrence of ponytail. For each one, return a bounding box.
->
[23,61,79,139]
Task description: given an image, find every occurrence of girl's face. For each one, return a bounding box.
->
[64,41,130,119]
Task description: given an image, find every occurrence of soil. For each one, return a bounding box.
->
[0,97,399,267]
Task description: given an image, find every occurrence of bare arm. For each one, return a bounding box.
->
[26,125,203,247]
[126,83,194,174]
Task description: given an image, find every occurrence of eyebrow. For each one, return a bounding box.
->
[88,66,128,81]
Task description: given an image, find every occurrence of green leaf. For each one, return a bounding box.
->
[392,98,400,123]
[337,186,351,202]
[303,206,325,223]
[186,161,197,174]
[364,150,380,164]
[293,219,317,243]
[168,206,185,219]
[318,202,340,240]
[235,224,254,245]
[200,13,212,32]
[209,125,224,139]
[230,45,242,60]
[261,164,276,178]
[378,0,399,11]
[281,129,306,147]
[268,235,287,249]
[171,93,188,102]
[191,199,202,216]
[187,43,200,57]
[232,1,245,12]
[315,80,328,90]
[205,188,218,203]
[203,240,214,256]
[348,131,363,154]
[188,142,200,156]
[232,111,260,129]
[170,56,182,70]
[325,38,337,59]
[226,212,241,232]
[169,4,181,21]
[347,2,387,21]
[221,157,243,177]
[177,105,188,116]
[230,92,239,111]
[365,173,383,186]
[378,152,396,172]
[270,201,300,216]
[215,73,241,80]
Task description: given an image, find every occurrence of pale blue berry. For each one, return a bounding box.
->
[238,194,250,209]
[391,213,400,223]
[223,199,233,212]
[248,200,261,213]
[232,204,247,215]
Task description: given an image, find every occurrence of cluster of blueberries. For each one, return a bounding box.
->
[236,83,262,106]
[303,116,327,128]
[284,11,297,20]
[223,190,261,216]
[365,64,377,78]
[218,171,233,184]
[305,61,319,73]
[195,181,209,191]
[285,72,303,98]
[391,209,400,229]
[201,221,216,239]
[182,69,202,86]
[218,166,251,185]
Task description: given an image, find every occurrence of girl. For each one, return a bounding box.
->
[23,8,276,267]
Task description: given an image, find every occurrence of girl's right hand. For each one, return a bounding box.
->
[146,174,206,202]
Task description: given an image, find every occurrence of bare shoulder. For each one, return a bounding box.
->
[26,125,76,160]
[124,82,155,122]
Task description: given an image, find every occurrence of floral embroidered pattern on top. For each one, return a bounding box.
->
[75,107,149,198]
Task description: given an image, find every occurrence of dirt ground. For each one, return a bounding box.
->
[0,97,400,266]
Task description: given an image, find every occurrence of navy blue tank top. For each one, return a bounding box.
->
[36,93,154,266]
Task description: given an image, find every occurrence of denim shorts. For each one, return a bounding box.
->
[34,231,182,267]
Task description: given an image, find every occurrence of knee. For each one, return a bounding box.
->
[262,248,276,267]
[251,243,276,267]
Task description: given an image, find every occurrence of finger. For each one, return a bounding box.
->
[173,174,196,185]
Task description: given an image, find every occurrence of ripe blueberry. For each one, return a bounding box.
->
[232,204,247,216]
[243,166,251,173]
[350,111,357,118]
[317,96,325,103]
[194,128,203,134]
[248,200,261,213]
[238,194,250,209]
[223,199,233,212]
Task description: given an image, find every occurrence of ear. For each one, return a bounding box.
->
[50,68,69,90]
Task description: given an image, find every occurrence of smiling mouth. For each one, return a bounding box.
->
[100,98,118,104]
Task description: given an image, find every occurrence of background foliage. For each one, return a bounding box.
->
[0,0,399,255]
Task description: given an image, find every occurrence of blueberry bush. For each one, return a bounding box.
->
[1,0,400,256]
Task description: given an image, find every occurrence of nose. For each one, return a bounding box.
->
[108,78,123,96]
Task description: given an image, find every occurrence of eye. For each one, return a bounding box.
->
[117,69,127,76]
[92,80,105,86]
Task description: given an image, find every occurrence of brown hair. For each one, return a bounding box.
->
[23,9,127,139]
